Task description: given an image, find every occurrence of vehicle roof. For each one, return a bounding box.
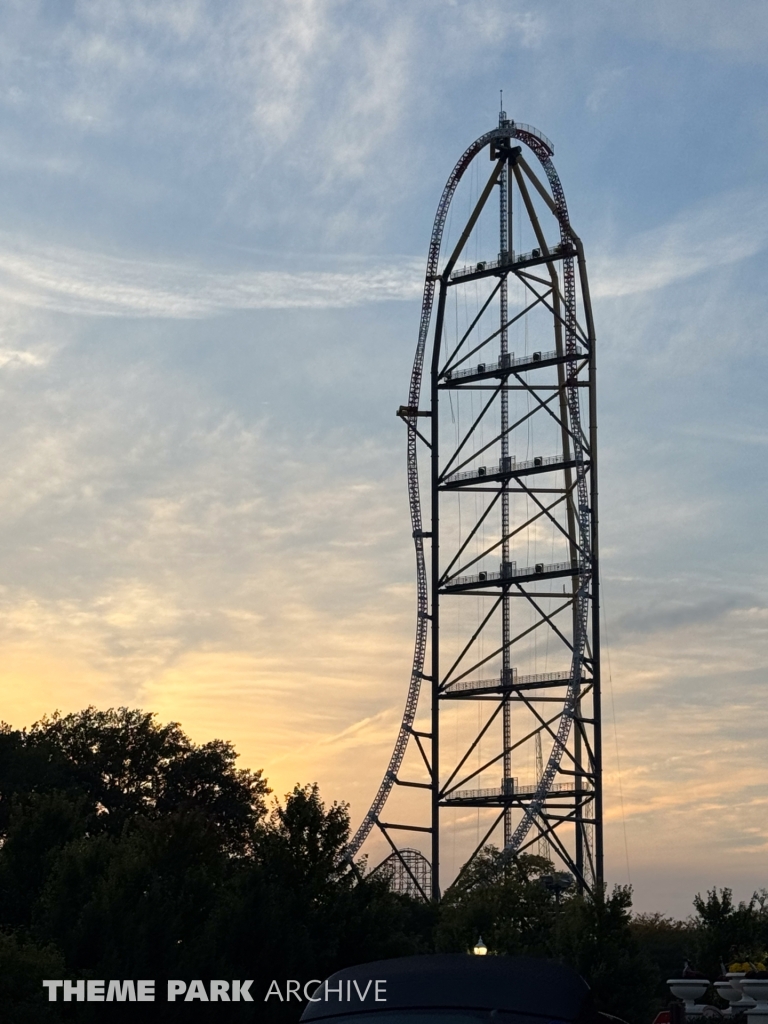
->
[300,954,592,1021]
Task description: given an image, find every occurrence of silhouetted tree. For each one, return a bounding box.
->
[630,912,696,1013]
[7,706,765,1024]
[553,884,657,1023]
[436,847,657,1023]
[0,709,434,1023]
[691,887,768,978]
[0,707,268,849]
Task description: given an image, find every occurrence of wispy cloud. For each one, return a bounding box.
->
[0,235,424,317]
[2,182,765,320]
[592,187,768,298]
[0,347,45,368]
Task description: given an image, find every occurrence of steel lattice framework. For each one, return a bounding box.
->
[346,117,602,900]
[372,848,432,901]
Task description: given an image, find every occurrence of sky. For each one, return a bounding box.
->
[0,0,766,917]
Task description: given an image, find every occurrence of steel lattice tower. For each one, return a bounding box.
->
[345,118,602,900]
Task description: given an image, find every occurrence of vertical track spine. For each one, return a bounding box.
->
[498,112,512,845]
[431,280,447,901]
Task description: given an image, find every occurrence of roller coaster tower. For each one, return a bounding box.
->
[347,116,602,900]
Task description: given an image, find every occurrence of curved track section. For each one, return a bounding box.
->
[503,130,592,858]
[346,127,501,859]
[347,122,597,883]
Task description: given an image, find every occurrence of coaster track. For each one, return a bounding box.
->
[346,120,601,900]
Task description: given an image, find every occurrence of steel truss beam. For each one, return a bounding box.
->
[346,117,602,903]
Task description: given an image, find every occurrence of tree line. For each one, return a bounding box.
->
[0,707,764,1023]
